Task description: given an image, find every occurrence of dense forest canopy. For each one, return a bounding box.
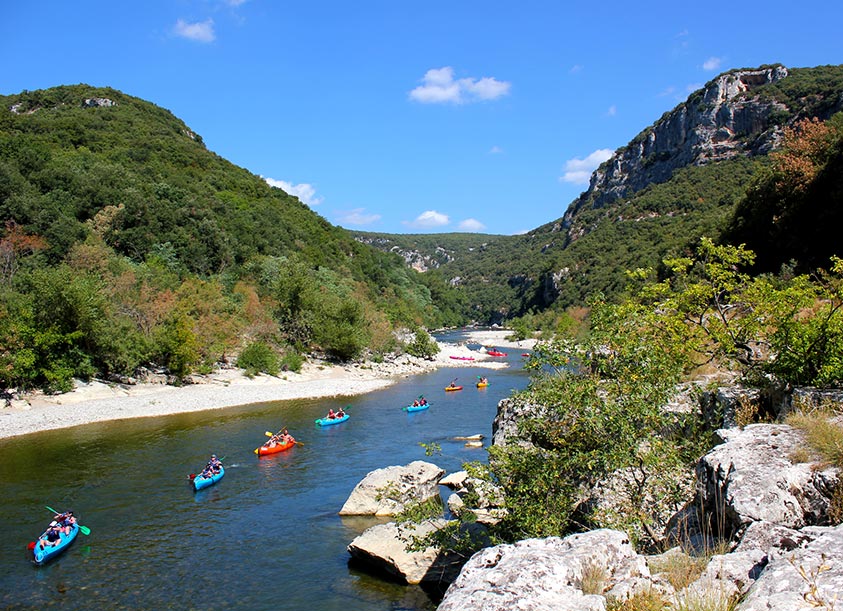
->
[0,84,464,391]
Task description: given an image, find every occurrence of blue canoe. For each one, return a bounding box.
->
[315,413,349,426]
[193,466,225,491]
[403,404,430,412]
[33,523,79,565]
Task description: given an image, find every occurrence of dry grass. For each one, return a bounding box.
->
[734,395,762,428]
[672,587,739,611]
[579,559,608,595]
[649,551,709,592]
[786,405,843,468]
[606,590,668,611]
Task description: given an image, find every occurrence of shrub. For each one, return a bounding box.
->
[405,327,440,359]
[280,350,304,373]
[237,341,280,377]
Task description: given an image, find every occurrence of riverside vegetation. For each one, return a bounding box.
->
[0,85,461,394]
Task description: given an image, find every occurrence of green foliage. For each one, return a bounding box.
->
[726,112,843,275]
[486,294,691,542]
[280,351,304,373]
[0,84,465,390]
[237,341,280,377]
[404,327,440,359]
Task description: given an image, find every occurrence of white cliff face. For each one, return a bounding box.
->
[562,66,791,228]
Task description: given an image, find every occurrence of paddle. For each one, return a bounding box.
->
[44,506,90,536]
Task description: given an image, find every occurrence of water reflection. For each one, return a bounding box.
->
[0,333,531,610]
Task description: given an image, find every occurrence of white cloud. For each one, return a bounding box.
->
[607,105,617,117]
[404,210,450,229]
[335,208,381,226]
[409,67,511,105]
[703,56,722,71]
[264,177,323,207]
[686,82,702,94]
[174,18,216,43]
[560,148,614,185]
[569,64,584,74]
[488,146,503,154]
[458,218,486,232]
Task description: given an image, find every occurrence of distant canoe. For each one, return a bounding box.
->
[449,355,475,361]
[315,413,349,426]
[403,403,430,412]
[445,386,463,392]
[476,382,489,388]
[487,351,507,357]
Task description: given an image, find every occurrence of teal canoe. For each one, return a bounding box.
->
[315,413,349,426]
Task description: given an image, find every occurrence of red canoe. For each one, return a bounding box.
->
[257,438,296,456]
[487,351,507,357]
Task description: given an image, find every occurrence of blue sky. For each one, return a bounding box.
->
[2,1,841,235]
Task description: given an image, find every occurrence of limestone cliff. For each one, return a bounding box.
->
[559,65,841,238]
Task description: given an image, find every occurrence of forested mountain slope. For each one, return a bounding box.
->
[358,64,843,323]
[0,84,462,391]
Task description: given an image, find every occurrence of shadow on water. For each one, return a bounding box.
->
[0,332,532,610]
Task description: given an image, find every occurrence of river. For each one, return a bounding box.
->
[0,334,532,610]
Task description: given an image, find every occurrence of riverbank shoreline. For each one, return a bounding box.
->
[0,330,536,440]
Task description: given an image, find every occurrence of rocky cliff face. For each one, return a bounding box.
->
[560,66,792,234]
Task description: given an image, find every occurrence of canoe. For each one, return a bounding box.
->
[449,355,475,361]
[476,382,489,388]
[193,465,225,491]
[315,413,349,426]
[445,386,463,391]
[33,523,79,565]
[487,351,507,357]
[403,403,430,412]
[257,438,296,456]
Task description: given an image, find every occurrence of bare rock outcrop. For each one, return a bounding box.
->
[437,529,647,611]
[338,460,445,516]
[667,424,839,548]
[737,524,843,611]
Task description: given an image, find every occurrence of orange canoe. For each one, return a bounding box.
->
[445,385,463,391]
[257,438,296,456]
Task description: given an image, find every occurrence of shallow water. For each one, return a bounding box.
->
[0,335,531,610]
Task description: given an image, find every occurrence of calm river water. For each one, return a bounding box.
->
[0,333,532,610]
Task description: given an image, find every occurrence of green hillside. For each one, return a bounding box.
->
[358,65,843,324]
[0,84,462,391]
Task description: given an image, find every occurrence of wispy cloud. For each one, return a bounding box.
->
[569,64,584,75]
[264,178,323,207]
[409,67,510,104]
[606,105,617,117]
[174,18,216,43]
[560,148,614,185]
[488,146,503,154]
[458,218,486,232]
[702,56,722,71]
[335,208,381,226]
[403,210,450,229]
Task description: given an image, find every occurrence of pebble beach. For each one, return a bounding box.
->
[0,330,536,440]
